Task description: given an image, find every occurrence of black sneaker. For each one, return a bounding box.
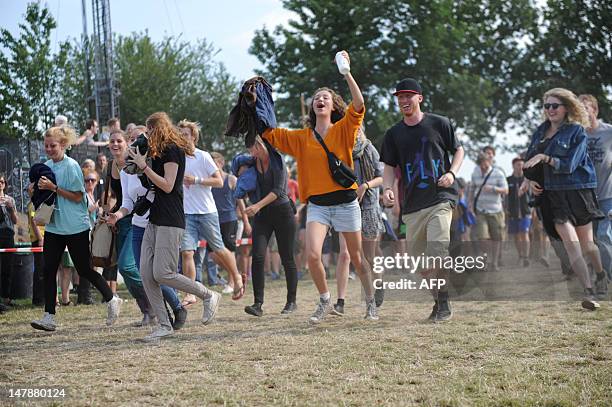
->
[76,296,95,305]
[435,299,453,322]
[0,303,8,313]
[280,302,297,314]
[594,272,608,300]
[331,302,344,316]
[245,303,263,317]
[172,307,188,330]
[581,289,600,311]
[427,301,438,321]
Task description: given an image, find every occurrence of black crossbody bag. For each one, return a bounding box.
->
[313,129,357,188]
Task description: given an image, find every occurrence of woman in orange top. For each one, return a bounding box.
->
[263,51,378,324]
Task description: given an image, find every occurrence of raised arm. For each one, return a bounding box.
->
[340,51,364,113]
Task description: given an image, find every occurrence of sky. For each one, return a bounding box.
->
[0,0,519,178]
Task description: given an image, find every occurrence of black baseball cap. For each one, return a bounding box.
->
[393,78,422,96]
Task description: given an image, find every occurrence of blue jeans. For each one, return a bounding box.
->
[596,198,612,279]
[116,216,149,313]
[132,224,182,312]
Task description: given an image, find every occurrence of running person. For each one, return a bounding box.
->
[127,112,221,341]
[263,51,378,323]
[380,78,465,322]
[31,126,121,331]
[523,88,606,310]
[176,120,245,303]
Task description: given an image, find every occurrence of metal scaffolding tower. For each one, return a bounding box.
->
[91,0,119,126]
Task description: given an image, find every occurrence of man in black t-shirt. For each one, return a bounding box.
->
[380,78,465,322]
[506,157,531,267]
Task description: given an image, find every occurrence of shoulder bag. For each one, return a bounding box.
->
[313,129,357,188]
[90,165,117,268]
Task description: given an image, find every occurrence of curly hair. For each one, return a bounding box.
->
[45,126,77,147]
[306,87,347,129]
[146,112,194,158]
[542,88,589,127]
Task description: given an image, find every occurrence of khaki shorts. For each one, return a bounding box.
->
[402,201,453,258]
[475,211,505,241]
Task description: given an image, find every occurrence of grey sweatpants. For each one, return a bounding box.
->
[140,224,212,329]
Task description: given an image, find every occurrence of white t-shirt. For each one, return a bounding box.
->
[120,171,153,229]
[183,149,219,214]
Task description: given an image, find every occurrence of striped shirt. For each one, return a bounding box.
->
[471,166,508,213]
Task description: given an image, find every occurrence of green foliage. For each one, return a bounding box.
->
[250,0,611,154]
[0,3,61,140]
[113,34,240,156]
[514,0,612,130]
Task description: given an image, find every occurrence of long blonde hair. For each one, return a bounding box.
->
[146,112,194,158]
[542,88,589,127]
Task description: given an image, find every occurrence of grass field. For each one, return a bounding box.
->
[1,274,611,406]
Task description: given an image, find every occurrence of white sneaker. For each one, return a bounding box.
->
[202,291,221,325]
[31,312,57,331]
[106,296,122,326]
[222,285,233,294]
[309,300,332,325]
[143,325,174,342]
[364,298,380,321]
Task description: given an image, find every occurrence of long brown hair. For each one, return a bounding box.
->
[146,112,194,158]
[306,87,347,129]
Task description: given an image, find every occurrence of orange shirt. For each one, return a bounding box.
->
[263,103,364,203]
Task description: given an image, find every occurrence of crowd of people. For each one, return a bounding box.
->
[0,52,609,340]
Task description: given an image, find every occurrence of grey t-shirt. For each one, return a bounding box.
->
[471,166,508,214]
[586,121,612,200]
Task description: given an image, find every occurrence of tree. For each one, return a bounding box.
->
[250,0,541,153]
[113,33,240,155]
[0,3,64,140]
[513,0,612,131]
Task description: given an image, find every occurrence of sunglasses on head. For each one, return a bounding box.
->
[544,103,564,110]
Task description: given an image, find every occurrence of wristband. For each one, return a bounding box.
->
[55,185,59,193]
[447,170,456,181]
[195,176,200,185]
[365,182,370,190]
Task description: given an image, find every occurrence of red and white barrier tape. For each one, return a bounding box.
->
[0,238,253,253]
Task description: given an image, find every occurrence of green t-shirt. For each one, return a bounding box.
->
[45,156,90,235]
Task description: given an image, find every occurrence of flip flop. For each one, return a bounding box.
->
[232,284,245,301]
[180,297,198,308]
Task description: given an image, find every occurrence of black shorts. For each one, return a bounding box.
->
[547,189,604,227]
[220,220,238,252]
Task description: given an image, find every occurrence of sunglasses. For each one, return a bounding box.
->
[85,179,97,183]
[544,103,564,110]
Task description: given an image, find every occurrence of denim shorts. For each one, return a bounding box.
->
[180,213,225,252]
[307,199,361,232]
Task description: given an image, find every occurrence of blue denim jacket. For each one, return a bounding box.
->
[526,122,597,191]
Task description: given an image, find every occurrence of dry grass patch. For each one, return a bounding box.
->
[1,278,610,406]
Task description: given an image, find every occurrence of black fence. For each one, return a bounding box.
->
[0,137,108,213]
